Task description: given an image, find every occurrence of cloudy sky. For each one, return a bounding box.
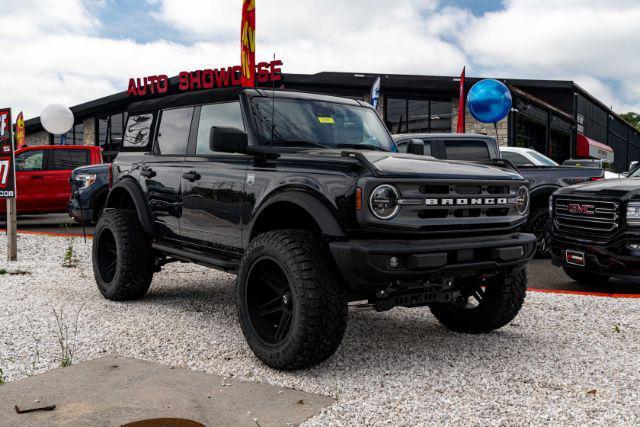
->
[1,0,639,119]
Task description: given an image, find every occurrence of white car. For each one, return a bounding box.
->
[500,147,621,179]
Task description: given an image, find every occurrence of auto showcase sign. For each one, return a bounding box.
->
[0,107,16,198]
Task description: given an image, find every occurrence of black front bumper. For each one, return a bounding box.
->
[550,234,640,284]
[330,232,536,288]
[67,200,93,224]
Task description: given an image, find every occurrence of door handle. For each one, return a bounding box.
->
[182,170,201,182]
[140,167,156,178]
[30,175,44,180]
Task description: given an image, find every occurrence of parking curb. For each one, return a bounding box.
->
[529,287,640,299]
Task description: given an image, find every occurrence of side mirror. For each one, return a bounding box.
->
[629,160,638,171]
[210,126,248,153]
[406,139,425,156]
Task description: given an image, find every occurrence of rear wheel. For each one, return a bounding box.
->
[236,230,347,370]
[92,209,155,300]
[430,267,527,333]
[562,266,609,285]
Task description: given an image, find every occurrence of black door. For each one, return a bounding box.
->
[180,101,248,252]
[142,107,194,240]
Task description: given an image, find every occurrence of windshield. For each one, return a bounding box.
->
[251,97,397,151]
[528,151,558,166]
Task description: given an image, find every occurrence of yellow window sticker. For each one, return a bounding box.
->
[318,116,335,124]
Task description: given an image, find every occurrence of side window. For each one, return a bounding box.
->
[51,150,90,170]
[15,150,44,172]
[196,102,245,155]
[502,151,532,166]
[123,113,154,149]
[444,140,490,161]
[156,107,194,155]
[396,140,432,156]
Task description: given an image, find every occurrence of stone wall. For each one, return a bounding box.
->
[25,131,50,146]
[451,97,509,146]
[83,117,95,146]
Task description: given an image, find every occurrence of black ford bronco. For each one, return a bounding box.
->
[550,171,640,284]
[92,88,535,370]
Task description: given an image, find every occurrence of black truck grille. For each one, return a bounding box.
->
[393,182,521,232]
[554,198,619,233]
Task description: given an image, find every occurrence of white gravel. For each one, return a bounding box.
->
[2,233,640,425]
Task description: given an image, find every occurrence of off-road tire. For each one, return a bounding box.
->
[562,266,609,285]
[430,267,527,333]
[92,209,154,301]
[236,230,347,370]
[524,207,550,258]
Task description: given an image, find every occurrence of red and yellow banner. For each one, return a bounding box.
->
[15,112,25,149]
[241,0,256,87]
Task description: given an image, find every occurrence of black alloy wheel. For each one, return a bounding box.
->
[526,207,551,258]
[96,228,118,283]
[245,257,294,345]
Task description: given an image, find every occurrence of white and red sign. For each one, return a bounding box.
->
[576,133,614,162]
[0,108,15,198]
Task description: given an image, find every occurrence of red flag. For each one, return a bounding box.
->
[456,66,466,133]
[241,0,256,87]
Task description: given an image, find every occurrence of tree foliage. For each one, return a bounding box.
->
[620,112,640,131]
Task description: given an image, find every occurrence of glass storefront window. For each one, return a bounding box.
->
[385,97,451,134]
[53,123,84,145]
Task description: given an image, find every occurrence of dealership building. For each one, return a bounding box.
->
[23,71,640,171]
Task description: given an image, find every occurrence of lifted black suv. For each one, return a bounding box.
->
[92,88,535,370]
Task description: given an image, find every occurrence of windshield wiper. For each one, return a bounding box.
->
[336,143,388,152]
[271,139,329,149]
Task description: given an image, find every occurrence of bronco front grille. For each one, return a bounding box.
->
[393,182,522,232]
[554,198,619,233]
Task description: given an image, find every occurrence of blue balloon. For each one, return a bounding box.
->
[467,79,512,123]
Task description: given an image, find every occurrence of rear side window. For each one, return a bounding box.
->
[444,140,490,161]
[51,150,90,170]
[156,107,194,155]
[196,102,245,155]
[396,140,432,156]
[15,150,44,171]
[123,114,154,149]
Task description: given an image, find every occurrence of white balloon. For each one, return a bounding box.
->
[41,103,74,135]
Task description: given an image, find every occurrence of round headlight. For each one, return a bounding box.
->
[516,186,529,215]
[369,184,401,219]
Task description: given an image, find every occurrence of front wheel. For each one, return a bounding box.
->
[236,230,347,370]
[562,266,609,285]
[430,267,527,333]
[525,207,551,258]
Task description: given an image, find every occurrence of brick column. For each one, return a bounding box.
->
[83,117,95,146]
[451,97,509,146]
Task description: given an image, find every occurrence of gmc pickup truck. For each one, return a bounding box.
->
[393,134,604,257]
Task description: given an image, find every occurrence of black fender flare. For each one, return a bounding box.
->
[247,190,346,246]
[529,184,561,210]
[105,178,155,234]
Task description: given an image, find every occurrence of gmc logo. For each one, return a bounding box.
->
[568,203,595,215]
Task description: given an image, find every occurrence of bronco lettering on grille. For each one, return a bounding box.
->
[425,198,510,206]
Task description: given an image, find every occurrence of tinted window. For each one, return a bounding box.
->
[502,151,533,166]
[15,150,44,171]
[252,98,395,151]
[196,102,245,155]
[444,140,490,161]
[51,150,89,170]
[123,114,154,148]
[396,140,432,156]
[156,108,194,155]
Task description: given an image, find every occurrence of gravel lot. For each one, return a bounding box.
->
[2,233,640,425]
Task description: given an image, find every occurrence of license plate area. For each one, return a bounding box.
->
[565,250,585,267]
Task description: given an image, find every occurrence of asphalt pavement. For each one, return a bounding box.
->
[1,213,638,295]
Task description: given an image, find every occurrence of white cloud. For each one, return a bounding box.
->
[0,0,639,120]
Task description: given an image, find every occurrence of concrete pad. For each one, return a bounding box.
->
[0,356,334,426]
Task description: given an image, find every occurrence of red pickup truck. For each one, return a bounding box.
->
[0,145,103,216]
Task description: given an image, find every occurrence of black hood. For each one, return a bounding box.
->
[555,177,640,200]
[307,149,524,181]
